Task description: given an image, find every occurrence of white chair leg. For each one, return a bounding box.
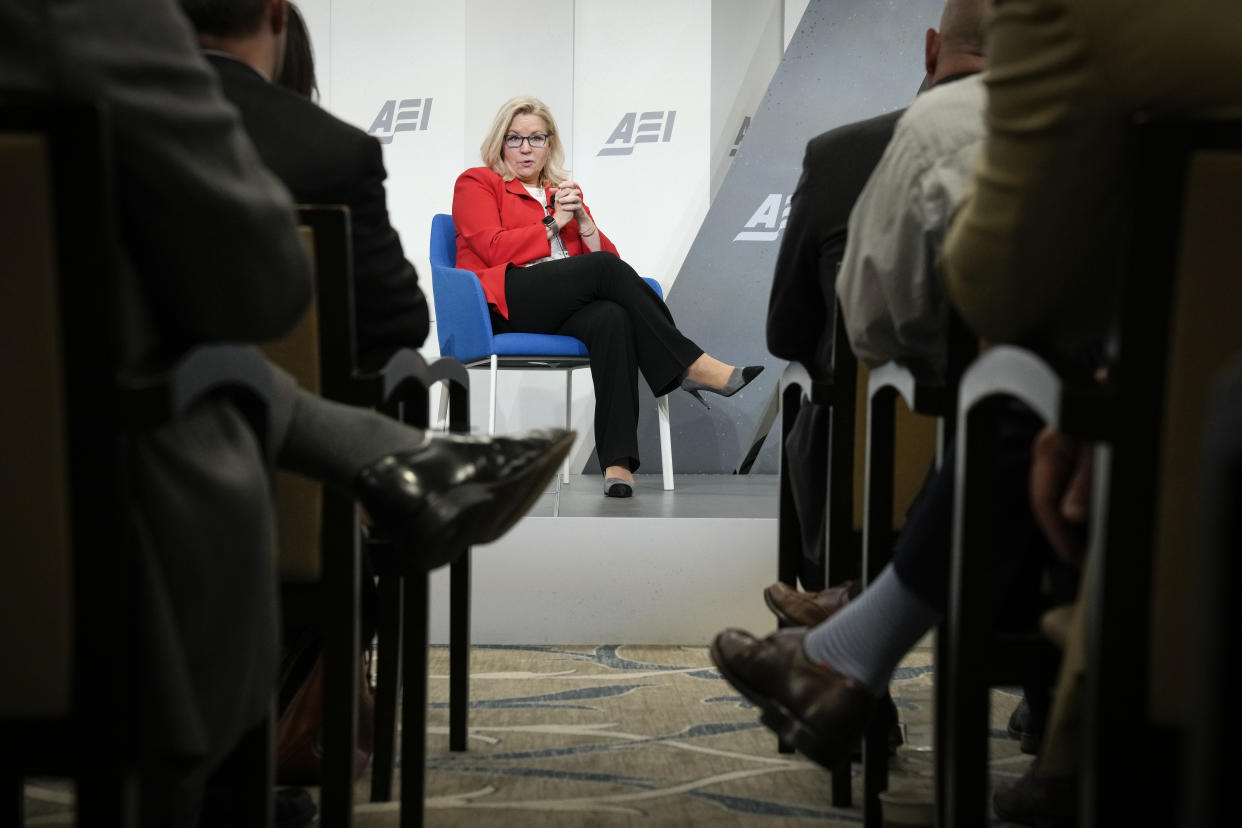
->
[435,380,450,431]
[562,370,572,484]
[488,354,498,435]
[658,394,674,490]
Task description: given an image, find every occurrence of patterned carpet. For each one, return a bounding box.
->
[354,643,1030,826]
[21,643,1033,826]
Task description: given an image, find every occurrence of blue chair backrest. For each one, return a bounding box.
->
[429,212,457,269]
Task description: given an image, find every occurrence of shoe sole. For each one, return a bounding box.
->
[708,637,853,772]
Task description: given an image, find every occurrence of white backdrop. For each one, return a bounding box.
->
[294,0,785,467]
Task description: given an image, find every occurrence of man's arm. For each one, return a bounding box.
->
[767,143,830,365]
[56,0,311,348]
[836,126,941,369]
[347,136,430,355]
[767,115,902,369]
[943,0,1120,354]
[837,82,986,373]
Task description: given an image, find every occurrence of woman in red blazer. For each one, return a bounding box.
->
[454,96,761,497]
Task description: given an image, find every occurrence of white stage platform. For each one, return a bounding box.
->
[427,474,779,645]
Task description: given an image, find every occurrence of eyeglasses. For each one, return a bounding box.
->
[504,133,550,148]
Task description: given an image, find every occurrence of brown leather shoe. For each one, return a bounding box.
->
[709,627,876,770]
[763,580,859,628]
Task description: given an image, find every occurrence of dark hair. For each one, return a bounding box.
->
[179,0,269,39]
[278,2,318,100]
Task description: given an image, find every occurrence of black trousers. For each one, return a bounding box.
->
[498,252,703,472]
[891,401,1077,625]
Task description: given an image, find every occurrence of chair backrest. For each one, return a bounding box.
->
[1183,354,1242,828]
[2,100,142,735]
[296,205,357,400]
[1075,117,1242,825]
[1137,122,1242,722]
[262,205,364,584]
[0,111,80,719]
[0,99,148,781]
[263,225,325,582]
[429,211,457,269]
[429,213,495,363]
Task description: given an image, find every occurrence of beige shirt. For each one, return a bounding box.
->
[837,74,986,374]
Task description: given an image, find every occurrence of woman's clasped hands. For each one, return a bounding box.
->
[550,180,582,220]
[550,180,598,241]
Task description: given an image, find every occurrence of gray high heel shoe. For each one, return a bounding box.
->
[681,365,764,410]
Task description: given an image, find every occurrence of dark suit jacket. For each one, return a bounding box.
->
[766,109,903,375]
[765,110,901,574]
[207,53,431,359]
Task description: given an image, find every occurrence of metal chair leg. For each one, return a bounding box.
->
[76,767,138,828]
[435,383,450,431]
[658,394,674,490]
[776,385,801,758]
[320,497,360,828]
[562,370,572,484]
[449,552,471,752]
[830,758,853,807]
[222,713,275,827]
[862,698,892,828]
[370,574,403,802]
[1,775,22,828]
[942,402,1001,828]
[488,354,498,435]
[399,571,430,828]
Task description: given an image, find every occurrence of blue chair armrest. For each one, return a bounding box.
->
[642,277,663,300]
[431,264,494,364]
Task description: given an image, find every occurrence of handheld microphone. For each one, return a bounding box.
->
[543,191,569,260]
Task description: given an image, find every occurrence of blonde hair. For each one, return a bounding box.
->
[480,95,568,184]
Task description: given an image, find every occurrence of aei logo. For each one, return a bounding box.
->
[733,193,792,242]
[597,111,677,156]
[729,116,751,157]
[367,98,433,145]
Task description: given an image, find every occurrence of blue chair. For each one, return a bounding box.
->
[429,212,674,490]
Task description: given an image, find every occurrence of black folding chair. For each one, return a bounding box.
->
[0,99,275,827]
[941,117,1242,827]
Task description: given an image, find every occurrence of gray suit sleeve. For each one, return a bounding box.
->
[52,0,311,346]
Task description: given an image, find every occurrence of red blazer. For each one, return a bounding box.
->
[452,166,619,318]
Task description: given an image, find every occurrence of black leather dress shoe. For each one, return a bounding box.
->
[710,627,877,770]
[355,428,574,568]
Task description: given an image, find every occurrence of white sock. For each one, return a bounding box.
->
[802,565,942,696]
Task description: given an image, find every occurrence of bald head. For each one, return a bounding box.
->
[939,0,990,56]
[925,0,992,84]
